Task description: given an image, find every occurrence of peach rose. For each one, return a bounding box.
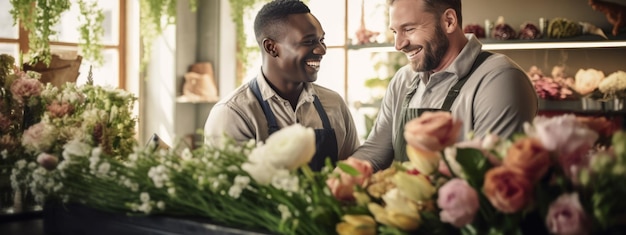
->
[404,111,462,152]
[483,166,533,213]
[503,137,552,182]
[326,157,373,201]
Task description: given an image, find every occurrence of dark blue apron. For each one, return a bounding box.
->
[393,51,492,161]
[249,79,339,171]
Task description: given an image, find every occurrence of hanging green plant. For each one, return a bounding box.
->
[227,0,309,81]
[228,0,267,71]
[78,0,105,65]
[138,0,197,72]
[9,0,105,66]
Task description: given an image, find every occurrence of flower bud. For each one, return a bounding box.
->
[406,145,440,175]
[37,152,59,170]
[392,172,435,202]
[336,215,377,235]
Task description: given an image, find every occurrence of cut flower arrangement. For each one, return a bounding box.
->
[4,51,626,234]
[12,123,347,234]
[330,111,626,235]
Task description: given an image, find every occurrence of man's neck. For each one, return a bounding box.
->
[262,70,303,110]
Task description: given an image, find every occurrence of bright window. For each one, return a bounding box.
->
[0,0,124,88]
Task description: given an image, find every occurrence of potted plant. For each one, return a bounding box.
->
[9,0,104,87]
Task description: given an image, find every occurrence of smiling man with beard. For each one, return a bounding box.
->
[349,0,538,171]
[204,0,360,171]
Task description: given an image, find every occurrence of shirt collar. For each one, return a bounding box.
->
[416,34,483,87]
[255,68,316,103]
[443,34,483,79]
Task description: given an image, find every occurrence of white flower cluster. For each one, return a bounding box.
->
[228,175,251,199]
[129,192,165,214]
[598,70,626,99]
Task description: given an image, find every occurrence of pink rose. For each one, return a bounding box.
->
[326,157,373,201]
[47,101,75,118]
[525,115,598,156]
[525,115,598,177]
[10,77,43,103]
[404,111,462,152]
[546,193,588,235]
[437,179,479,227]
[483,166,533,213]
[22,122,54,153]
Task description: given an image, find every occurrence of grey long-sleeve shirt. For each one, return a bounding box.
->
[352,34,538,171]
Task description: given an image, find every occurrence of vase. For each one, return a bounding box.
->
[22,54,82,88]
[1,185,42,215]
[604,98,624,111]
[0,171,13,214]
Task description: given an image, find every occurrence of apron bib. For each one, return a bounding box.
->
[393,51,492,161]
[249,79,339,171]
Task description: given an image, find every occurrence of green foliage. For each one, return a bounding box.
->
[8,0,104,66]
[227,0,309,80]
[228,0,269,71]
[78,0,105,65]
[139,0,197,73]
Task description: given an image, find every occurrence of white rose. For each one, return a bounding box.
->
[262,124,315,170]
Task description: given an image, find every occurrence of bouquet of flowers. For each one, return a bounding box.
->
[1,54,46,210]
[14,121,346,234]
[10,80,138,204]
[330,111,626,235]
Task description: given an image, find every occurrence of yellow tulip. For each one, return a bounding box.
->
[392,172,436,202]
[353,191,371,206]
[386,209,421,231]
[336,214,377,235]
[406,145,440,175]
[367,202,421,231]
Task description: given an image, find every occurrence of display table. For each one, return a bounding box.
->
[43,203,274,235]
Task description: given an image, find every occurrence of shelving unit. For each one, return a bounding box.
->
[347,36,626,129]
[348,34,626,51]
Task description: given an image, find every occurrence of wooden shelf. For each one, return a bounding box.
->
[538,99,625,114]
[347,34,626,52]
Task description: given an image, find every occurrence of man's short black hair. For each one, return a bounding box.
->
[253,0,311,45]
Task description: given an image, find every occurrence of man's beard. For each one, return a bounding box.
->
[411,25,449,72]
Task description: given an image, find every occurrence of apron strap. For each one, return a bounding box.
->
[440,51,492,111]
[312,95,332,129]
[394,51,492,161]
[393,78,419,161]
[249,78,280,134]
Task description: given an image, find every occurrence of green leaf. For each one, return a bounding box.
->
[337,162,360,176]
[455,148,493,187]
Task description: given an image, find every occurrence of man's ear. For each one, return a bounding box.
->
[262,38,278,57]
[442,9,458,33]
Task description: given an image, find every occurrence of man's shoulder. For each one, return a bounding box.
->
[310,83,344,98]
[484,52,525,71]
[214,84,260,111]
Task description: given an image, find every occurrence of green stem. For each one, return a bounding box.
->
[441,150,457,178]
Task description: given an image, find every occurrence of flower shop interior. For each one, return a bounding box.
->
[2,0,626,234]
